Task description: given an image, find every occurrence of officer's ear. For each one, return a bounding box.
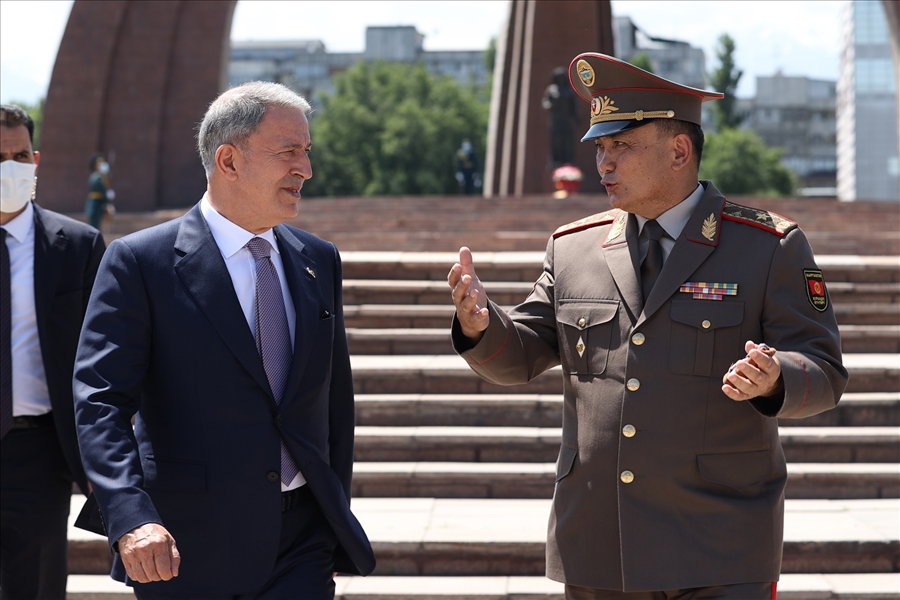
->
[670,133,693,173]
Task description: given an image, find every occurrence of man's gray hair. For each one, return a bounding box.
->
[197,81,312,175]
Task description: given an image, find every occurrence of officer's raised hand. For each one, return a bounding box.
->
[448,247,490,342]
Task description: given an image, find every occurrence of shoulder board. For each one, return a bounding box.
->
[722,201,797,237]
[553,209,620,238]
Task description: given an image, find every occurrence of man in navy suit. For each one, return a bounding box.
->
[1,104,105,598]
[74,82,374,598]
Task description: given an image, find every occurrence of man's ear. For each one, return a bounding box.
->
[671,133,693,172]
[33,150,40,170]
[214,144,239,181]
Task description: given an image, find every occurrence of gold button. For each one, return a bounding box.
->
[631,333,645,346]
[578,317,586,328]
[622,424,636,438]
[576,341,585,356]
[702,320,711,329]
[620,470,635,484]
[626,378,640,391]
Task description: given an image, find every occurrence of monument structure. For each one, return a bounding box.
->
[39,0,236,213]
[484,0,614,197]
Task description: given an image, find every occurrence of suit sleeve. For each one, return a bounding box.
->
[81,228,106,311]
[327,244,355,501]
[751,227,848,418]
[452,237,561,384]
[73,239,162,546]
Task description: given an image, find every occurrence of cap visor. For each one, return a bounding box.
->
[580,118,653,141]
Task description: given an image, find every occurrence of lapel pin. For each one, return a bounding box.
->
[306,267,316,278]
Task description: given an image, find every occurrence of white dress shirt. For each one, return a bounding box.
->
[200,196,306,490]
[636,182,704,265]
[2,201,51,416]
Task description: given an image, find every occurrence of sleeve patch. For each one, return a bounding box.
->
[803,269,828,312]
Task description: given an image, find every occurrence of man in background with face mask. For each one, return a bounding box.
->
[0,103,106,598]
[86,154,115,230]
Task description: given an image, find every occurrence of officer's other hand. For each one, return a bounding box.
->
[722,340,784,402]
[118,523,180,583]
[448,246,489,341]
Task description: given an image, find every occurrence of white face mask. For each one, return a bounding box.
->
[98,161,110,174]
[0,160,37,214]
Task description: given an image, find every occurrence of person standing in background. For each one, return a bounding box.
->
[85,154,114,230]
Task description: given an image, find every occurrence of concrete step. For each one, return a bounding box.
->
[348,355,899,395]
[66,497,900,576]
[348,326,900,355]
[834,304,900,326]
[355,393,900,428]
[352,426,900,463]
[59,572,900,600]
[339,253,900,284]
[350,462,900,500]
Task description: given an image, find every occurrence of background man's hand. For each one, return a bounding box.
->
[722,340,784,401]
[118,523,180,583]
[448,247,490,342]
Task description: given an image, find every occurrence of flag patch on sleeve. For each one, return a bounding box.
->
[803,269,828,312]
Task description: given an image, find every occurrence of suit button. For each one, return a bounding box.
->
[620,470,635,484]
[276,415,283,426]
[578,317,586,328]
[702,319,711,329]
[626,378,640,391]
[267,471,279,482]
[622,424,636,438]
[631,333,645,346]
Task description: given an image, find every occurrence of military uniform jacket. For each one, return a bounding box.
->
[452,182,847,591]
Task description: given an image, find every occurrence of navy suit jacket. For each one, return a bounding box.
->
[74,204,374,595]
[32,203,105,495]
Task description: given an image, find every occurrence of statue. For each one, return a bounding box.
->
[542,67,579,170]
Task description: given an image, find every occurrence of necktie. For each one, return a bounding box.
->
[246,237,299,485]
[640,219,665,303]
[1,229,13,439]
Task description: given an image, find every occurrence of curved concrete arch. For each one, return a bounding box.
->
[39,0,236,212]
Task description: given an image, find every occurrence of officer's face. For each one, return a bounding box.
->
[594,122,677,219]
[229,105,312,234]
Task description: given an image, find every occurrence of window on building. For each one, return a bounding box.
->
[855,58,898,93]
[854,1,890,45]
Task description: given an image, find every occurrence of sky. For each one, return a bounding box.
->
[0,0,847,105]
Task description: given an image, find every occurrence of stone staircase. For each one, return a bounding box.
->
[64,194,899,599]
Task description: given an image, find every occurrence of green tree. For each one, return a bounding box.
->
[9,97,44,150]
[628,52,654,74]
[708,34,743,131]
[699,128,795,196]
[304,60,488,197]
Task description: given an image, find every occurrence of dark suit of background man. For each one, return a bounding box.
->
[449,54,847,600]
[73,81,375,599]
[1,104,105,599]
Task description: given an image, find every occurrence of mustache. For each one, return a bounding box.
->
[279,177,306,188]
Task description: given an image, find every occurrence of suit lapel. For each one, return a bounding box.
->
[601,212,642,324]
[31,205,65,348]
[173,205,274,403]
[274,224,319,409]
[637,185,726,325]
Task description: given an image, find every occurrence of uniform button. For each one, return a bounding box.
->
[631,333,645,345]
[577,317,586,328]
[267,471,280,482]
[276,415,283,426]
[702,319,711,329]
[626,378,640,391]
[620,470,635,484]
[622,424,636,438]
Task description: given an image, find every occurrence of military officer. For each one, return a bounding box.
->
[447,53,847,599]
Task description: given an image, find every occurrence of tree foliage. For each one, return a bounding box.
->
[303,61,488,197]
[9,97,44,150]
[700,128,795,196]
[708,34,743,131]
[628,52,654,74]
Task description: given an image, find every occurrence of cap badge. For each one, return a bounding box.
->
[701,214,717,241]
[591,96,619,119]
[576,60,595,87]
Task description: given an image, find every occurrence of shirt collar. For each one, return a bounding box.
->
[1,201,34,243]
[200,194,280,259]
[636,182,704,240]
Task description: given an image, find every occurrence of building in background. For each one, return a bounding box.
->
[738,74,838,194]
[836,0,899,202]
[229,26,488,105]
[611,16,706,90]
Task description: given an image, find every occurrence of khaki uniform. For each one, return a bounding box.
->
[453,182,847,591]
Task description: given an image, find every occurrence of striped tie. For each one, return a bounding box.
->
[247,237,299,485]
